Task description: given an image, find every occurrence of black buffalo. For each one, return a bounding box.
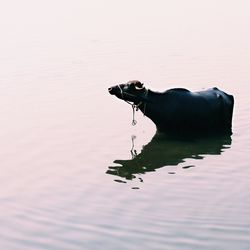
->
[108,80,234,135]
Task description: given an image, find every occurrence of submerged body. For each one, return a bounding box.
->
[108,81,234,135]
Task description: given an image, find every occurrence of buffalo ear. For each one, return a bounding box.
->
[134,81,144,90]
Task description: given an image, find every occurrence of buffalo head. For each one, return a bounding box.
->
[108,80,147,105]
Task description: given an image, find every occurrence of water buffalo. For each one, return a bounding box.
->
[108,80,234,135]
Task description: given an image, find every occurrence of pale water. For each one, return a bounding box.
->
[0,1,250,249]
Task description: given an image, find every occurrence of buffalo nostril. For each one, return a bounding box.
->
[108,87,112,92]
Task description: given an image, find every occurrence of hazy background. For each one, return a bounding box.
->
[0,0,250,249]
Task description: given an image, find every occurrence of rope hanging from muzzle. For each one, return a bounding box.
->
[118,84,147,126]
[125,98,147,126]
[131,102,145,126]
[132,104,137,126]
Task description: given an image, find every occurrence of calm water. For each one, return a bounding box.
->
[0,1,250,249]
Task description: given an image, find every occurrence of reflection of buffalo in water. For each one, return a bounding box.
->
[107,134,232,180]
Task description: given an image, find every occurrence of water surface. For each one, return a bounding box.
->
[0,0,250,249]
